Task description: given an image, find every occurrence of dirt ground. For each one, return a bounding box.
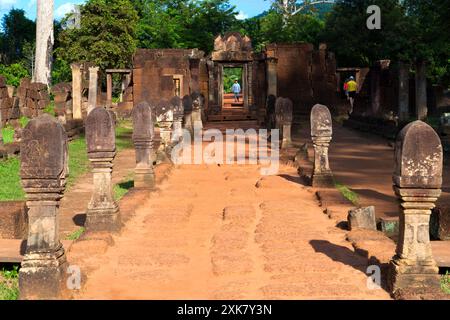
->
[70,154,390,299]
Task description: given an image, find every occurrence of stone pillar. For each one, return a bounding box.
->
[267,57,278,97]
[415,60,428,120]
[71,63,83,120]
[398,62,410,122]
[389,120,442,298]
[87,67,99,115]
[171,96,184,143]
[132,102,155,189]
[34,0,54,86]
[155,100,173,153]
[370,66,381,116]
[281,98,293,149]
[191,92,204,130]
[106,73,113,109]
[310,104,334,188]
[85,107,121,232]
[19,114,68,299]
[182,95,194,135]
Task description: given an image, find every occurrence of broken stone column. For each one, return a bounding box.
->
[87,66,99,115]
[370,66,381,116]
[71,63,83,119]
[415,60,428,121]
[171,96,184,143]
[182,95,194,135]
[19,114,68,299]
[132,102,155,189]
[106,73,112,110]
[191,92,204,129]
[267,57,278,96]
[34,0,54,86]
[389,120,443,297]
[310,104,334,188]
[280,98,293,149]
[398,62,410,122]
[155,99,173,153]
[85,107,121,232]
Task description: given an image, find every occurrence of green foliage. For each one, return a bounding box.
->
[0,9,35,64]
[114,177,134,201]
[132,0,239,53]
[43,102,56,117]
[56,0,139,70]
[19,116,30,128]
[0,63,30,87]
[0,265,19,300]
[335,182,360,206]
[0,157,25,201]
[441,271,450,295]
[52,57,72,85]
[66,227,86,241]
[1,127,14,144]
[223,67,242,93]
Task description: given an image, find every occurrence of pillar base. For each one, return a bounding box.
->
[134,171,155,189]
[19,245,67,300]
[388,258,441,298]
[311,173,334,188]
[86,206,122,232]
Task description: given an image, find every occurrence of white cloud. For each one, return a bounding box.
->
[55,2,76,19]
[0,0,16,9]
[236,10,248,20]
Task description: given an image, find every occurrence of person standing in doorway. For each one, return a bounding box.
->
[347,76,358,115]
[232,80,241,102]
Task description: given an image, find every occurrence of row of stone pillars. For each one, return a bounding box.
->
[18,105,125,299]
[309,103,443,296]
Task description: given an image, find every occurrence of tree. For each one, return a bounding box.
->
[56,0,138,70]
[34,0,54,85]
[0,9,36,64]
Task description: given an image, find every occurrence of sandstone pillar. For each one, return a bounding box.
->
[398,62,410,122]
[155,100,173,153]
[191,92,204,130]
[19,114,68,299]
[415,60,428,121]
[171,96,184,143]
[106,73,113,110]
[275,97,293,149]
[132,102,155,189]
[85,107,121,232]
[370,67,381,116]
[389,120,442,297]
[71,63,83,120]
[267,57,278,97]
[87,67,99,115]
[34,0,54,86]
[182,95,194,135]
[310,104,334,188]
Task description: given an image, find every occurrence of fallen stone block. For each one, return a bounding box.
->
[347,206,377,231]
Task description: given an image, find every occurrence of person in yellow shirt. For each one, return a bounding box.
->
[346,76,358,114]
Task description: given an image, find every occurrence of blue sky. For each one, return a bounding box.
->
[0,0,272,21]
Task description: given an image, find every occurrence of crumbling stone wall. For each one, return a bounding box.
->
[265,43,337,117]
[133,49,205,107]
[17,78,50,118]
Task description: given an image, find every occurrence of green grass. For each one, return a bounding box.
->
[0,120,134,201]
[442,271,450,295]
[19,116,30,128]
[114,175,134,201]
[0,157,25,200]
[0,265,19,300]
[335,182,360,206]
[1,127,14,144]
[66,227,85,241]
[116,120,133,151]
[67,136,89,188]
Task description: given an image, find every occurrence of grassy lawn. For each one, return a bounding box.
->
[0,120,134,201]
[1,127,14,144]
[0,265,19,300]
